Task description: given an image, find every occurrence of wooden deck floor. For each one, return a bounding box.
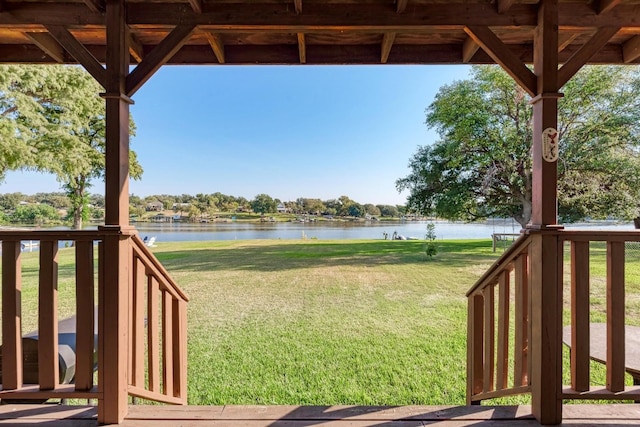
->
[1,404,640,426]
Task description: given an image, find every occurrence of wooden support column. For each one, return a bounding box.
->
[98,0,132,424]
[529,0,563,425]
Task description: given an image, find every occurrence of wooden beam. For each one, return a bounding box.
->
[396,0,408,14]
[297,32,306,64]
[126,25,196,97]
[623,35,640,63]
[205,32,225,64]
[82,0,105,14]
[188,0,203,14]
[45,25,106,88]
[381,32,395,63]
[497,0,515,14]
[25,32,65,63]
[462,36,480,63]
[294,0,302,14]
[558,32,579,52]
[128,29,144,63]
[464,25,536,96]
[598,0,621,15]
[557,26,620,88]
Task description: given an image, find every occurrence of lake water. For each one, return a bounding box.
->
[132,220,635,242]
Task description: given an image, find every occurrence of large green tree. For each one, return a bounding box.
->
[250,193,277,215]
[0,65,142,229]
[397,65,640,228]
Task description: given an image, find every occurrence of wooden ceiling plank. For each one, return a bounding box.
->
[294,0,302,15]
[462,36,480,62]
[45,24,106,88]
[297,32,306,63]
[557,26,620,88]
[381,32,395,63]
[82,0,104,14]
[464,25,536,96]
[558,32,579,52]
[396,0,408,14]
[128,28,144,63]
[126,24,196,97]
[188,0,203,14]
[623,35,640,63]
[25,31,65,63]
[205,32,225,64]
[598,0,621,15]
[497,0,515,14]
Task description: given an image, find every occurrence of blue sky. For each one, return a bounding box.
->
[2,64,471,206]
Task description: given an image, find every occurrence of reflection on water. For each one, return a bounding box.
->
[131,220,634,242]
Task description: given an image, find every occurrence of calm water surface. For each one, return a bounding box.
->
[131,220,635,242]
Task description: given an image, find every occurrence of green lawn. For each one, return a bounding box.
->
[150,239,499,405]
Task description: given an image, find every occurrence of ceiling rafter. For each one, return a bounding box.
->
[497,0,515,14]
[82,0,104,14]
[396,0,408,14]
[205,32,225,64]
[462,36,480,62]
[558,32,579,52]
[557,26,620,88]
[297,32,306,63]
[45,25,106,88]
[5,3,640,28]
[25,32,65,63]
[126,24,196,97]
[381,32,395,63]
[188,0,203,14]
[598,0,621,14]
[623,35,640,63]
[464,25,536,96]
[294,0,302,14]
[128,29,144,63]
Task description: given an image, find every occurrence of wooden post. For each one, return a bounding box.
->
[98,0,132,423]
[528,1,563,424]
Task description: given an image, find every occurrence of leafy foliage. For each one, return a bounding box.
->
[251,193,277,214]
[397,65,640,227]
[0,65,142,229]
[424,222,437,258]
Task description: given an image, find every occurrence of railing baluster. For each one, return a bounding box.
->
[163,290,174,396]
[38,240,59,389]
[570,240,590,392]
[483,285,495,392]
[497,270,510,390]
[133,257,146,388]
[514,252,529,386]
[467,293,484,402]
[606,241,625,392]
[2,239,23,389]
[148,276,160,393]
[75,240,95,391]
[173,298,187,400]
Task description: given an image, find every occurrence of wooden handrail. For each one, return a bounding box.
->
[468,228,640,410]
[467,233,529,297]
[0,228,189,409]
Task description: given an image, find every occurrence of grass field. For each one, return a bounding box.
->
[8,237,640,406]
[151,239,499,405]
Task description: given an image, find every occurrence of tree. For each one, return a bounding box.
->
[0,65,142,229]
[397,65,640,227]
[251,193,277,215]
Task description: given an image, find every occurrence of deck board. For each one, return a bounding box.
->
[0,404,638,425]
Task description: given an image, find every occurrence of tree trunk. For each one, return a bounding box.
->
[72,206,83,230]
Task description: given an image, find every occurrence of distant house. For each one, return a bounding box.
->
[146,201,164,212]
[150,213,170,222]
[172,202,190,210]
[276,203,288,213]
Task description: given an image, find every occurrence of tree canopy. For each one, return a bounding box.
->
[396,65,640,227]
[0,65,142,229]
